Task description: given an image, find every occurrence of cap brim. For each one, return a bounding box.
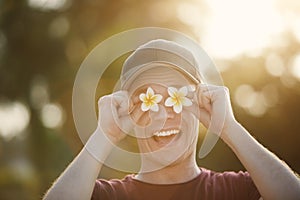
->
[121,61,201,90]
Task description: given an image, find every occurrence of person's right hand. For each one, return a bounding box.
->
[97,91,133,144]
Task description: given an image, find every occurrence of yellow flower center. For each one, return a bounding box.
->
[172,93,182,106]
[145,94,155,106]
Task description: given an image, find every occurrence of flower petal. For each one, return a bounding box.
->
[139,93,146,102]
[141,103,150,111]
[147,87,154,96]
[150,104,159,112]
[179,86,188,96]
[153,94,162,103]
[182,97,192,106]
[165,97,175,107]
[173,104,182,114]
[167,87,177,97]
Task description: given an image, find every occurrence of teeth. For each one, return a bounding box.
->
[154,129,179,137]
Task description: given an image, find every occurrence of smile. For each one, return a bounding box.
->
[153,129,180,137]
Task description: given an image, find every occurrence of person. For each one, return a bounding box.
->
[43,39,300,200]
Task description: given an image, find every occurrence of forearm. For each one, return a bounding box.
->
[222,121,300,200]
[43,148,102,200]
[43,128,113,200]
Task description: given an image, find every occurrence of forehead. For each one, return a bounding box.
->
[131,83,169,98]
[128,66,193,93]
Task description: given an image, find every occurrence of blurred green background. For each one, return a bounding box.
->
[0,0,300,199]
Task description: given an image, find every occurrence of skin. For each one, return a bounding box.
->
[124,66,200,175]
[43,67,300,200]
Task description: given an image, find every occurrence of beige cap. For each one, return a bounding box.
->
[121,39,202,89]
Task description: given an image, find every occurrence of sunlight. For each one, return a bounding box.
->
[200,0,285,58]
[41,103,64,129]
[27,0,69,11]
[247,92,267,117]
[30,76,49,109]
[177,2,204,27]
[279,2,300,43]
[234,84,256,109]
[280,72,297,88]
[0,102,30,140]
[289,53,300,80]
[149,2,174,23]
[265,53,285,77]
[261,84,279,107]
[48,16,70,39]
[291,17,300,43]
[234,84,267,117]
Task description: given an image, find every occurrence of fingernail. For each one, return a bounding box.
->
[187,85,196,92]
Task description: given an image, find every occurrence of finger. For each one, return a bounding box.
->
[112,91,132,116]
[112,105,135,135]
[199,91,212,113]
[207,88,228,135]
[184,103,211,127]
[198,83,220,92]
[184,102,201,119]
[118,115,134,134]
[198,107,211,128]
[130,103,145,122]
[112,91,129,107]
[118,100,131,117]
[186,85,196,99]
[136,112,151,127]
[106,92,132,134]
[197,84,224,108]
[195,84,217,109]
[130,92,140,105]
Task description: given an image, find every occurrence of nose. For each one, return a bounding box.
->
[165,106,177,119]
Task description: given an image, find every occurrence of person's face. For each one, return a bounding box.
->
[127,66,199,171]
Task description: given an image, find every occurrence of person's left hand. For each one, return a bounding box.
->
[186,84,236,138]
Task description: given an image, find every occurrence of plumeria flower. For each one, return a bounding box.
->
[165,86,193,114]
[139,87,163,112]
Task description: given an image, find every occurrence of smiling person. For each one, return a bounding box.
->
[43,39,300,200]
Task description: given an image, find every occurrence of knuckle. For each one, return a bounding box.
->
[224,87,229,93]
[219,86,229,94]
[98,95,112,105]
[114,90,128,97]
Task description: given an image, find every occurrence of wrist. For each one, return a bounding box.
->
[220,120,242,144]
[84,127,115,162]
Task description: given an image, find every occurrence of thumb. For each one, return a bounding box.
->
[184,103,200,119]
[206,89,227,136]
[110,91,134,134]
[184,103,211,128]
[119,115,134,135]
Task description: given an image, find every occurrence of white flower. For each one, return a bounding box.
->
[165,86,192,114]
[139,87,163,112]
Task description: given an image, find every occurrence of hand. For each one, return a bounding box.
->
[187,84,236,138]
[97,91,133,144]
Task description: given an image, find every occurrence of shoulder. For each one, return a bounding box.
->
[198,168,261,199]
[95,174,135,189]
[199,167,251,181]
[92,175,134,200]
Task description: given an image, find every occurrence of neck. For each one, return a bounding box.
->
[135,153,201,184]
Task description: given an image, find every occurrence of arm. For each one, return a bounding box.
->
[43,129,110,200]
[223,120,300,200]
[196,84,300,200]
[43,91,131,200]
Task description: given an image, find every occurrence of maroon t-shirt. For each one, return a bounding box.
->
[91,168,261,200]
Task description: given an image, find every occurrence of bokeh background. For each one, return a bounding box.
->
[0,0,300,199]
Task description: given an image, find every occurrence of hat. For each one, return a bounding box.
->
[121,39,203,89]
